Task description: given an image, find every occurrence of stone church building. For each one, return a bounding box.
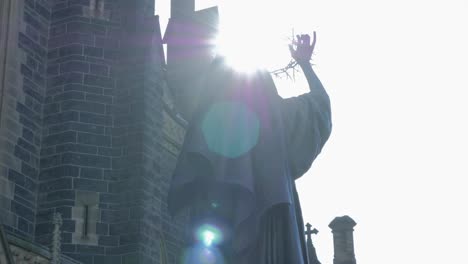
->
[1,0,190,263]
[0,0,357,263]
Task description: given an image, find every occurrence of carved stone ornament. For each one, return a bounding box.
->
[10,244,49,264]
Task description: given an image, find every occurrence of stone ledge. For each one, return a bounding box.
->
[7,233,82,264]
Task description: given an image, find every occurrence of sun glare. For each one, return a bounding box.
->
[213,1,295,73]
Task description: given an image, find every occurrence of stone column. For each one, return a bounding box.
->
[166,0,196,73]
[329,216,357,264]
[171,0,195,18]
[0,0,13,109]
[164,6,219,119]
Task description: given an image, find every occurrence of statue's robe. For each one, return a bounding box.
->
[168,58,332,264]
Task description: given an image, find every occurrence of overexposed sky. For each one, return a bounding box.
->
[156,0,468,263]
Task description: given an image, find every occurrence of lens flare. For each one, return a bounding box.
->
[196,224,223,247]
[203,230,215,246]
[202,101,260,158]
[182,244,225,264]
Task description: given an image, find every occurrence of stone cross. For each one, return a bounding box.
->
[305,223,319,241]
[305,223,321,264]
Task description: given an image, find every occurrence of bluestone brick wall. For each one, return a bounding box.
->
[0,0,189,263]
[0,0,50,241]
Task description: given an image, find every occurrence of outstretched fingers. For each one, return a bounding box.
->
[289,32,317,63]
[311,31,317,51]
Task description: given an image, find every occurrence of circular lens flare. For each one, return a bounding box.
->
[202,101,260,158]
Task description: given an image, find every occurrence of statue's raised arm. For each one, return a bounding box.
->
[290,33,326,94]
[282,32,332,179]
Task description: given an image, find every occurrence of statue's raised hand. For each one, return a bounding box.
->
[289,32,316,65]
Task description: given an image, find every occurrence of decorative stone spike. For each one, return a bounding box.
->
[51,213,63,264]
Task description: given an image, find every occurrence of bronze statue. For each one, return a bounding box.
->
[166,12,332,263]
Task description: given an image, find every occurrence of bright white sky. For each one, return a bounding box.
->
[156,0,468,263]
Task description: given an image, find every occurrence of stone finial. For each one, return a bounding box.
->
[329,216,357,264]
[329,215,356,231]
[51,213,63,264]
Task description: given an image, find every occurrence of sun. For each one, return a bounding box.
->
[214,23,273,73]
[212,1,294,73]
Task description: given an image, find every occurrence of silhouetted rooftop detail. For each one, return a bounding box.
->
[305,223,321,264]
[329,215,357,231]
[329,216,357,264]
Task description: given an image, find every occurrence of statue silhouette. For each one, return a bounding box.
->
[166,16,332,263]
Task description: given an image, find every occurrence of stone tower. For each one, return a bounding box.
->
[0,0,188,263]
[329,215,357,264]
